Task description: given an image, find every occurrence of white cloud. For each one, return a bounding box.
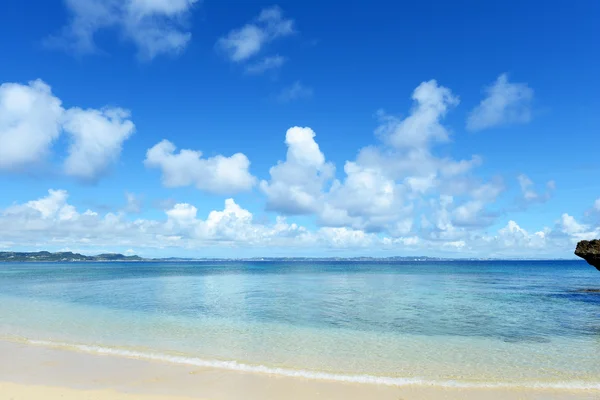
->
[495,220,547,249]
[452,201,485,226]
[0,189,310,250]
[166,203,198,224]
[277,81,313,102]
[553,213,600,244]
[5,189,72,219]
[448,179,504,228]
[376,80,459,150]
[467,73,534,131]
[321,81,496,234]
[62,107,135,181]
[421,196,462,242]
[144,140,257,195]
[3,76,592,258]
[0,79,134,180]
[322,162,408,232]
[594,198,600,211]
[421,179,504,233]
[263,80,504,240]
[1,189,598,257]
[0,80,63,170]
[317,227,374,248]
[217,25,264,62]
[260,127,334,214]
[129,0,196,16]
[560,213,587,236]
[245,55,286,74]
[46,0,198,59]
[196,199,260,242]
[217,6,294,62]
[0,190,386,252]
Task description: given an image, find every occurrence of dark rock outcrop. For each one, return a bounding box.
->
[575,240,600,271]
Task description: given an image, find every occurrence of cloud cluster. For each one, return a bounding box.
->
[261,80,501,242]
[46,0,198,59]
[3,74,595,258]
[260,127,334,214]
[1,189,597,257]
[0,79,134,181]
[0,189,371,252]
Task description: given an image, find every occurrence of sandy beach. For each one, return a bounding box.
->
[1,340,598,400]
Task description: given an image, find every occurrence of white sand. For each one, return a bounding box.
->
[1,340,598,400]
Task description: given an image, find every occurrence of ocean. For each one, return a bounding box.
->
[1,260,599,389]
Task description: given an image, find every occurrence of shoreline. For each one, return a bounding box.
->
[5,336,600,391]
[1,340,598,400]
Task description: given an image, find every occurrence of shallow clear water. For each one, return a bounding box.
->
[1,261,599,388]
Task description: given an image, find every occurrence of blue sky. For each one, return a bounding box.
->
[0,0,598,258]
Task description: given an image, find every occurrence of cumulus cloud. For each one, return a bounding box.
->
[0,79,134,180]
[277,81,313,102]
[546,210,598,243]
[5,189,75,220]
[63,107,135,181]
[217,6,294,62]
[559,213,587,236]
[467,74,534,131]
[144,140,257,195]
[376,80,459,149]
[495,220,547,250]
[0,80,63,170]
[260,127,334,214]
[322,162,408,232]
[324,81,495,234]
[263,80,504,240]
[45,0,198,59]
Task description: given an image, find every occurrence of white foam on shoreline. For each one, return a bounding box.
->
[24,338,600,391]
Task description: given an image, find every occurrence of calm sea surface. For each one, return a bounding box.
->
[1,260,599,388]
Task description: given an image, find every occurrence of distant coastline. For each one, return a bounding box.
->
[0,251,143,262]
[0,251,578,262]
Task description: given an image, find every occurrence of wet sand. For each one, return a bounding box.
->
[0,340,597,400]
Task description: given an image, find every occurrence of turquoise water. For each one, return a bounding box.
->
[1,261,599,388]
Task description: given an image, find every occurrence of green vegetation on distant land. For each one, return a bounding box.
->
[0,251,143,262]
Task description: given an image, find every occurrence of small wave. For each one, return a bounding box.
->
[24,339,600,391]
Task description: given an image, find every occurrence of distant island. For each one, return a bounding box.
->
[0,251,577,263]
[0,252,459,262]
[0,251,144,262]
